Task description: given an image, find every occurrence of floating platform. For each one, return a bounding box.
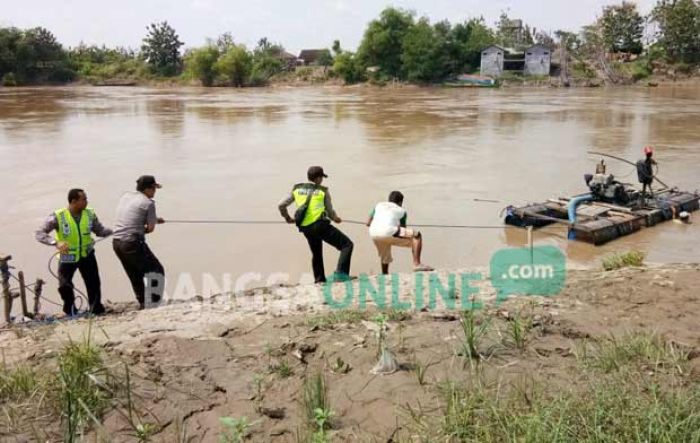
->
[504,189,699,245]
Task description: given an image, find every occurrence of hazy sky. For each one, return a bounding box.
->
[1,0,657,53]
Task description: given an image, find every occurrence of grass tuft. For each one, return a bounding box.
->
[57,338,109,441]
[602,250,646,271]
[302,371,331,432]
[503,311,533,351]
[305,310,370,329]
[0,365,43,402]
[577,331,689,374]
[414,373,700,441]
[268,360,293,378]
[458,310,490,360]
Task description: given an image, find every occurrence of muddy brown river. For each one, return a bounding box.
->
[1,86,699,309]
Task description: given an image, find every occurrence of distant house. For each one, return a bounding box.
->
[480,44,552,78]
[277,51,299,71]
[480,45,506,77]
[524,44,552,76]
[298,49,332,66]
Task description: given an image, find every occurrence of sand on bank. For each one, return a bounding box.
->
[1,264,699,441]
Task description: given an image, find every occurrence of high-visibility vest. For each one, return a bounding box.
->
[292,183,327,227]
[54,208,95,263]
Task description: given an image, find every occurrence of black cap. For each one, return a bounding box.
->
[136,175,162,189]
[307,166,328,181]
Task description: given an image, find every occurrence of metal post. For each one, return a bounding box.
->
[33,279,44,317]
[18,271,29,319]
[0,255,12,325]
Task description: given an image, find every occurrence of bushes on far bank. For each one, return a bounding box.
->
[183,38,285,87]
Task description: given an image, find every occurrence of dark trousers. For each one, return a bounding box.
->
[58,251,103,315]
[301,219,354,283]
[113,238,165,307]
[641,182,653,204]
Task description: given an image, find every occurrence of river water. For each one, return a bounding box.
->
[1,85,699,309]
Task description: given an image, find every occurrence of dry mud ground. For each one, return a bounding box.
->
[1,265,699,442]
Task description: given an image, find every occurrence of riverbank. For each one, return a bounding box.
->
[2,264,699,441]
[8,69,700,90]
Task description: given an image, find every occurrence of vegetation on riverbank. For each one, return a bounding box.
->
[1,0,699,88]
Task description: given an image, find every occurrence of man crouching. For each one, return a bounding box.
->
[367,191,433,275]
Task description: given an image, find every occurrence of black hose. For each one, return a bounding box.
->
[587,150,670,189]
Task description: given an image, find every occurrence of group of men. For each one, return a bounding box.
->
[35,175,165,316]
[278,166,433,284]
[36,167,433,317]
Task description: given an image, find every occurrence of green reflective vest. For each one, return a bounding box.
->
[292,183,327,227]
[54,208,95,263]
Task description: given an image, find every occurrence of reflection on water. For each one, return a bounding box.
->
[147,98,186,138]
[1,85,699,307]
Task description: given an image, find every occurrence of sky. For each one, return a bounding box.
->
[0,0,657,54]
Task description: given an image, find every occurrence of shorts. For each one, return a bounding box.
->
[371,228,417,264]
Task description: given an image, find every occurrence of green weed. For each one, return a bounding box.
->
[602,250,646,271]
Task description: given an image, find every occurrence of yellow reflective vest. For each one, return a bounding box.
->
[292,184,327,227]
[54,208,95,263]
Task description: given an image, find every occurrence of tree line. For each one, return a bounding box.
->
[1,0,698,87]
[332,0,699,84]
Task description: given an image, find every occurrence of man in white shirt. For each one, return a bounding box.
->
[366,191,433,274]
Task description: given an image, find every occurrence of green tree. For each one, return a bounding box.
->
[535,31,555,47]
[600,1,644,54]
[357,7,415,78]
[0,26,74,84]
[184,45,219,86]
[216,32,236,53]
[141,21,184,76]
[250,38,284,86]
[0,27,22,79]
[69,44,141,79]
[555,30,582,53]
[401,18,449,83]
[317,49,333,69]
[215,44,252,86]
[496,12,522,47]
[332,40,342,56]
[333,51,364,83]
[652,0,700,62]
[523,25,535,45]
[451,18,496,73]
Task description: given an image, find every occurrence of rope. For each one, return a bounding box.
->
[165,218,538,230]
[46,253,86,310]
[14,217,574,317]
[7,270,60,310]
[166,220,286,225]
[42,237,112,312]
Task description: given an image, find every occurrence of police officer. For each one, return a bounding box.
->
[112,175,165,309]
[278,166,354,283]
[35,188,113,316]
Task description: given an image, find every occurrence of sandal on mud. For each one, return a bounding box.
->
[414,264,434,272]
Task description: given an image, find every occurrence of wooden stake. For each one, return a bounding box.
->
[527,226,534,264]
[18,271,29,319]
[0,255,12,325]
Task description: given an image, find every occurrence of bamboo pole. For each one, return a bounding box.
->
[1,255,12,325]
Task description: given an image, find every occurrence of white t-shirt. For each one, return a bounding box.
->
[369,202,407,238]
